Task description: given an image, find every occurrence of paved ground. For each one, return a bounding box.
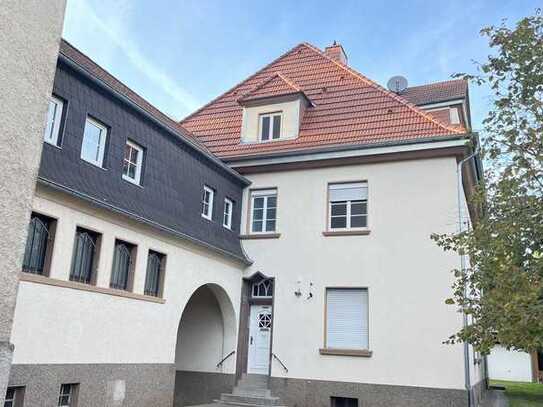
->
[483,390,508,407]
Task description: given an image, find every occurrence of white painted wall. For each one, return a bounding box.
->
[488,346,533,382]
[240,99,303,143]
[10,185,242,374]
[175,285,226,372]
[239,156,470,390]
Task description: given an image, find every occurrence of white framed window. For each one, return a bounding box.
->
[250,189,277,233]
[328,182,368,230]
[259,112,282,141]
[326,288,369,350]
[223,198,233,229]
[202,185,214,220]
[81,117,107,167]
[122,140,144,185]
[44,95,64,146]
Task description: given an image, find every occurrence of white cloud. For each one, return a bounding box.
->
[63,0,200,118]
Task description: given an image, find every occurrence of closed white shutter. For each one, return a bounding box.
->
[326,288,368,349]
[329,182,368,202]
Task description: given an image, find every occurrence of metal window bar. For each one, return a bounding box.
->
[58,384,72,406]
[70,231,96,284]
[144,252,162,296]
[22,216,50,274]
[111,243,131,290]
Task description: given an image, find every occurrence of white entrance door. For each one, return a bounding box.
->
[247,305,272,375]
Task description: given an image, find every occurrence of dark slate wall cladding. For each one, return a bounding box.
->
[39,62,246,260]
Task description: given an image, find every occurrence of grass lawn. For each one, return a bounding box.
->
[490,380,543,406]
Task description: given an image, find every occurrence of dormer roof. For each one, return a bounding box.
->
[237,72,312,105]
[180,42,467,159]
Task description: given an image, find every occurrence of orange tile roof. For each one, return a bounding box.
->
[238,72,309,104]
[401,79,468,106]
[180,42,466,159]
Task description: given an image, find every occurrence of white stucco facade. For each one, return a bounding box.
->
[487,346,533,382]
[11,185,243,374]
[238,155,479,390]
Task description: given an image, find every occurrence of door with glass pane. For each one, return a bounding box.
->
[247,305,272,375]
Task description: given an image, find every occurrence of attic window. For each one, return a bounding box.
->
[259,112,282,141]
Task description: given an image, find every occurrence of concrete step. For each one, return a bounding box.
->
[219,393,282,406]
[238,374,268,387]
[213,401,287,407]
[233,386,271,397]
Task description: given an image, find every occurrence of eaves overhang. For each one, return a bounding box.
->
[224,133,474,168]
[38,177,253,266]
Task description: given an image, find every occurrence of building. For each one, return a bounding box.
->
[6,40,485,407]
[487,347,542,383]
[0,0,66,405]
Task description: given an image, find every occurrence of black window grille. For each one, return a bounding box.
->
[144,251,164,297]
[331,397,358,407]
[58,384,77,407]
[70,228,98,284]
[22,213,53,274]
[110,240,134,290]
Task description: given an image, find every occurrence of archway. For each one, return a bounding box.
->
[173,283,237,406]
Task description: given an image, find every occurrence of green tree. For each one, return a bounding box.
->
[432,10,543,355]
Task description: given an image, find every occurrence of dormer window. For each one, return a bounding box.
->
[259,112,282,141]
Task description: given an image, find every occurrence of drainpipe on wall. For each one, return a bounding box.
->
[456,145,480,407]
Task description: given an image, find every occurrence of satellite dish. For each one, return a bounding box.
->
[387,76,408,93]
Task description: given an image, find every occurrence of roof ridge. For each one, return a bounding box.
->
[405,78,467,90]
[300,42,464,135]
[237,71,303,102]
[58,39,217,157]
[180,43,308,123]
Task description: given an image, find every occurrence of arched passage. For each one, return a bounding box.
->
[173,283,237,406]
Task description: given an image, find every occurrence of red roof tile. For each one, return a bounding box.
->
[180,42,466,159]
[238,72,308,104]
[400,79,468,106]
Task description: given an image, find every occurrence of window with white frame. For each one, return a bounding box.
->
[250,189,277,233]
[202,185,214,220]
[259,112,282,141]
[328,182,368,230]
[43,96,64,146]
[223,198,233,229]
[326,288,369,350]
[122,140,144,185]
[58,383,78,407]
[81,117,107,167]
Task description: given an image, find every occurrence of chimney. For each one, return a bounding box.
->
[325,41,348,65]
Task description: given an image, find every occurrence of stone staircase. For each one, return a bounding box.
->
[213,374,285,407]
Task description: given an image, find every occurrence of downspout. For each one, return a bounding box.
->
[457,145,480,407]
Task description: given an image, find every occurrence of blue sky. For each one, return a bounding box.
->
[63,0,540,129]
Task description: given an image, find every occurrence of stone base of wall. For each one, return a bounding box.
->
[269,376,470,407]
[174,370,235,406]
[9,363,175,407]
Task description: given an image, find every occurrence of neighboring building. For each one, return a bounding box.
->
[6,40,486,407]
[181,42,485,406]
[7,40,250,407]
[487,347,542,383]
[0,0,66,405]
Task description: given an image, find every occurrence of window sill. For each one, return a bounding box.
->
[319,348,372,357]
[322,229,371,237]
[122,175,143,188]
[20,272,165,304]
[240,233,281,240]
